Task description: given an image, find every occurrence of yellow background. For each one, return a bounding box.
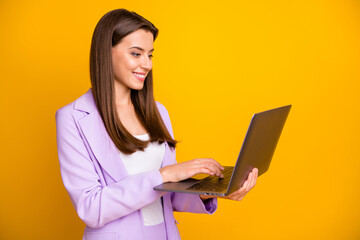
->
[0,0,359,239]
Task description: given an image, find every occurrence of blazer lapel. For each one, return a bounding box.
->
[74,89,128,182]
[78,112,128,182]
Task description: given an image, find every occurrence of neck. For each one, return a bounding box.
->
[114,80,132,107]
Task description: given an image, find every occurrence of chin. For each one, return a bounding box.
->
[131,83,145,91]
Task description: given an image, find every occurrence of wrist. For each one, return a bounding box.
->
[159,167,169,183]
[199,194,214,201]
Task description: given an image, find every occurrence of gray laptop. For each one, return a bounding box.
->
[154,105,291,196]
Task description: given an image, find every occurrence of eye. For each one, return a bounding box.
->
[131,52,141,57]
[148,54,154,59]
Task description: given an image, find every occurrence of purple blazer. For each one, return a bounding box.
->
[55,89,217,240]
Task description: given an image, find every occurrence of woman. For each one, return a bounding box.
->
[56,8,258,240]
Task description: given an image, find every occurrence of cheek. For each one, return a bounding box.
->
[113,51,134,69]
[112,54,122,75]
[120,55,138,71]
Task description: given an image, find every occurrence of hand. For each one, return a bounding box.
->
[160,158,224,183]
[200,168,258,201]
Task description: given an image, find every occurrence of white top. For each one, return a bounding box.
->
[118,133,165,226]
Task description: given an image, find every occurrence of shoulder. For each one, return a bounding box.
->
[155,101,168,115]
[55,101,76,124]
[155,101,174,137]
[56,89,95,119]
[56,89,95,129]
[155,101,171,122]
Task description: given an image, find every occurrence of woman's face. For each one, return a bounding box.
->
[112,29,154,91]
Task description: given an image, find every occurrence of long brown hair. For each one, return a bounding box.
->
[90,9,176,154]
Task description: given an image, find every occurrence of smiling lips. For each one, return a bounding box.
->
[133,72,147,81]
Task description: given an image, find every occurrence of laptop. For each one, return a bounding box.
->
[154,105,291,196]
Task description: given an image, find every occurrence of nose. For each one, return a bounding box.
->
[140,56,152,71]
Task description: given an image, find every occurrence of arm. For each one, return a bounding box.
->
[56,106,164,229]
[156,102,218,214]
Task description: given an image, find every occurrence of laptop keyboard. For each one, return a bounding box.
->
[186,167,234,192]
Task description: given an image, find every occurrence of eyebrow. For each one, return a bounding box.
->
[129,46,154,52]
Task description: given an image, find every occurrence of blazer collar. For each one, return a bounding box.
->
[74,88,97,114]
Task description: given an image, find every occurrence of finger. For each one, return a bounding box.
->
[225,179,251,200]
[250,168,258,188]
[192,167,215,177]
[250,171,256,188]
[242,178,249,189]
[246,178,252,192]
[245,173,251,191]
[200,158,224,171]
[248,169,256,188]
[188,160,216,176]
[247,176,253,192]
[252,170,258,187]
[236,186,249,197]
[206,163,222,177]
[233,185,245,195]
[248,172,255,190]
[206,158,224,171]
[225,187,245,199]
[201,161,223,177]
[227,187,250,201]
[254,172,258,186]
[232,189,246,199]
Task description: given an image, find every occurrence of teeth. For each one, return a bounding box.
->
[133,73,145,78]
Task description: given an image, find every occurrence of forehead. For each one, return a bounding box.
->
[118,29,154,50]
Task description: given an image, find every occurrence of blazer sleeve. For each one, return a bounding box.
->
[155,102,218,214]
[56,105,164,229]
